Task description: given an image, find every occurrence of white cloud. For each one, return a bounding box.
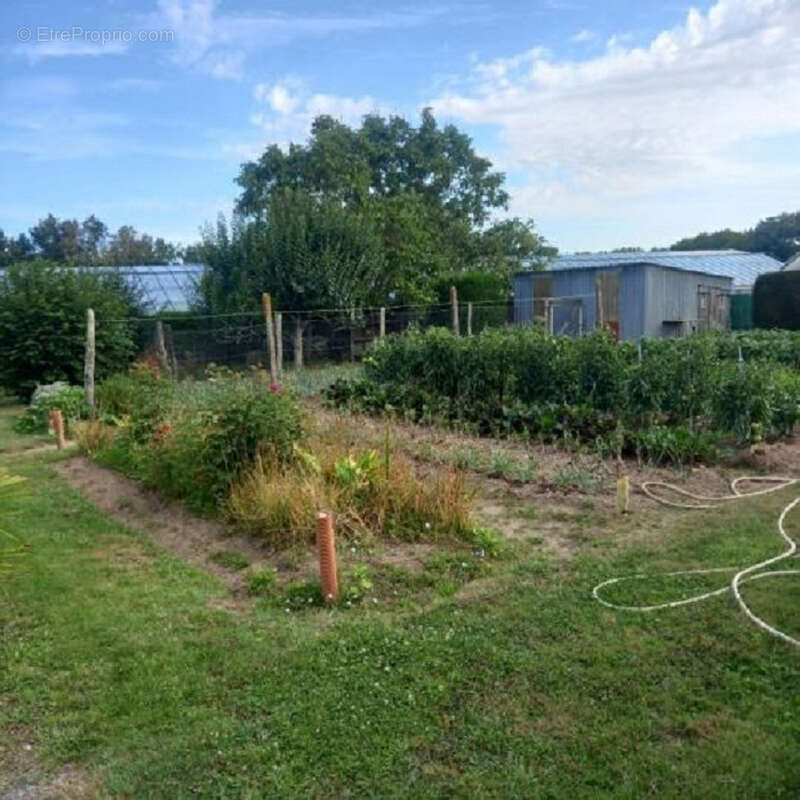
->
[428,0,800,243]
[249,80,387,145]
[15,39,128,61]
[152,0,444,80]
[571,28,596,43]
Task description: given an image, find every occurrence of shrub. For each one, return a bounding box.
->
[753,271,800,330]
[13,383,87,434]
[96,364,176,440]
[0,260,139,399]
[98,372,304,513]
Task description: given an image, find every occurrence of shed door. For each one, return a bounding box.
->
[532,274,553,321]
[596,270,621,339]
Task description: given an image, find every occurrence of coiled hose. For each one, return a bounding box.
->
[592,477,800,648]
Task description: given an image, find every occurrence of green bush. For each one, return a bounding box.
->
[0,260,140,399]
[753,271,800,331]
[13,383,88,434]
[96,365,176,440]
[96,371,304,513]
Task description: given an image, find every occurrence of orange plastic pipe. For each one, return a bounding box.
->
[51,409,66,449]
[316,512,339,602]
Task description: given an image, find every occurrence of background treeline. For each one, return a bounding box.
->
[670,210,800,263]
[0,214,184,267]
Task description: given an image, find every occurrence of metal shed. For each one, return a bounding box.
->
[514,255,737,339]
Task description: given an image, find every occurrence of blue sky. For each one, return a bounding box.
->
[2,0,799,253]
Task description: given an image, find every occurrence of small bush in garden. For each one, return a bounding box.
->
[199,378,303,502]
[631,425,717,466]
[13,383,87,434]
[96,366,176,441]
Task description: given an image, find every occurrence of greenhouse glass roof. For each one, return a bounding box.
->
[0,263,205,312]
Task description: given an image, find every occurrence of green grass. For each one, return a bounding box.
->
[0,405,53,454]
[2,424,800,795]
[285,363,362,397]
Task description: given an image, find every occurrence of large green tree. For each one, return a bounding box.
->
[197,191,385,315]
[235,110,552,301]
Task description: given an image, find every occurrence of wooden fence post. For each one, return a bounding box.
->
[294,315,304,370]
[316,511,339,602]
[262,292,278,386]
[84,308,95,416]
[379,306,386,339]
[155,320,170,374]
[467,301,473,336]
[450,285,460,336]
[275,312,283,378]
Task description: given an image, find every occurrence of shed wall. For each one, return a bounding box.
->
[642,266,732,337]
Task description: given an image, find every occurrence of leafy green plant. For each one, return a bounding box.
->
[13,383,87,434]
[246,567,277,595]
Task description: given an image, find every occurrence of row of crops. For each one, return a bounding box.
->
[325,328,800,464]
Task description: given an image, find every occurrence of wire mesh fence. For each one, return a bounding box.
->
[105,300,515,378]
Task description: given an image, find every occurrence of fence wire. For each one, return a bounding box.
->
[105,300,514,378]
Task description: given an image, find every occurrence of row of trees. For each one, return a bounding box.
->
[0,214,182,267]
[670,211,800,263]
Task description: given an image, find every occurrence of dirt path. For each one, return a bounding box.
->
[56,457,277,598]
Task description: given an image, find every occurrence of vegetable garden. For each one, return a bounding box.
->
[326,327,800,464]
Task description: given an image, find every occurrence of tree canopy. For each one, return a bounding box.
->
[671,211,800,263]
[1,214,182,267]
[232,110,554,304]
[196,191,386,315]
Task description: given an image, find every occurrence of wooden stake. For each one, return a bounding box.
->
[84,308,95,416]
[616,476,630,515]
[275,312,283,378]
[154,320,170,374]
[294,315,304,370]
[316,512,339,602]
[450,285,460,336]
[350,307,356,361]
[262,292,278,386]
[379,306,386,339]
[467,301,473,336]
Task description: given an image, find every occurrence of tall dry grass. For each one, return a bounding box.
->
[227,424,474,549]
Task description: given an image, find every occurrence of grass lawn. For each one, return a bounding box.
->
[2,406,800,797]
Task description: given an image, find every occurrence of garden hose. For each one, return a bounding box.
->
[592,477,800,648]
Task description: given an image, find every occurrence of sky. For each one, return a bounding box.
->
[2,0,799,253]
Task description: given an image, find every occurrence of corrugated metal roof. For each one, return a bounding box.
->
[526,250,782,288]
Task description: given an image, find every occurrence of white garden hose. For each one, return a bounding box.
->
[592,476,800,648]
